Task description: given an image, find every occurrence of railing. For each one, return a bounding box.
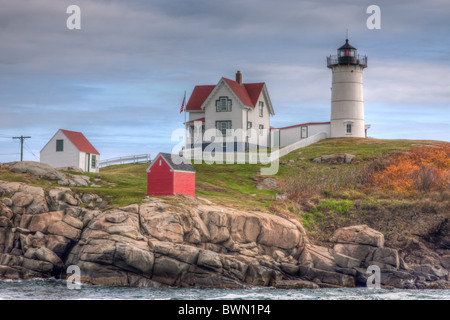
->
[99,154,151,168]
[327,55,368,68]
[271,132,328,161]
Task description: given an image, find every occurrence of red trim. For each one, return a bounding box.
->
[60,129,100,154]
[272,122,331,130]
[185,117,205,125]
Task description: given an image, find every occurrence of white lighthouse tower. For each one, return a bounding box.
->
[327,39,368,138]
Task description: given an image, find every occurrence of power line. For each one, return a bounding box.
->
[12,136,31,162]
[24,140,39,161]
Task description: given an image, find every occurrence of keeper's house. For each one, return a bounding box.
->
[184,70,275,151]
[146,153,196,197]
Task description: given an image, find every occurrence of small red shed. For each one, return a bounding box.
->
[146,152,196,197]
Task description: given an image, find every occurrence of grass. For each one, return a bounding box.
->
[193,162,278,211]
[316,199,354,215]
[278,137,441,163]
[74,163,149,207]
[0,137,445,213]
[0,170,27,183]
[0,162,150,208]
[190,137,445,212]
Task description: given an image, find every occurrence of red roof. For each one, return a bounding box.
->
[186,85,215,111]
[185,117,205,124]
[60,129,100,155]
[273,122,331,130]
[244,82,265,107]
[185,78,265,111]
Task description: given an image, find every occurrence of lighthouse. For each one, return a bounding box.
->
[327,39,368,138]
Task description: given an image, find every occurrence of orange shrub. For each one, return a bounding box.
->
[371,143,450,193]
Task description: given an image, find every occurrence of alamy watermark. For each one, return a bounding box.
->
[366,265,381,289]
[367,5,381,30]
[66,5,81,30]
[66,265,81,290]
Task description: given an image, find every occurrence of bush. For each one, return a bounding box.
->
[410,165,442,192]
[279,165,369,200]
[371,143,450,193]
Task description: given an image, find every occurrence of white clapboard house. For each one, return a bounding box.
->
[40,129,100,173]
[184,70,275,151]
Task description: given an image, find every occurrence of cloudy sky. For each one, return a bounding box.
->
[0,0,449,163]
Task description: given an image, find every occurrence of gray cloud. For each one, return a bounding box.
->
[1,0,449,163]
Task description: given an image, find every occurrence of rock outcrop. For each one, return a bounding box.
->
[4,162,95,187]
[312,154,356,164]
[0,177,448,289]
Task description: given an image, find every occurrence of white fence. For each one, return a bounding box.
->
[271,132,328,161]
[99,154,151,168]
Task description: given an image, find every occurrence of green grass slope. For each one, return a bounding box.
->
[0,137,444,212]
[77,137,443,210]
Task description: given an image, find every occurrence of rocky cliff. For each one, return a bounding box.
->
[0,163,449,289]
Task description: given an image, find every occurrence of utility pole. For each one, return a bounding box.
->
[12,136,31,162]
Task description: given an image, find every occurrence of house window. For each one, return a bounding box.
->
[216,97,232,112]
[247,121,252,137]
[216,121,232,136]
[91,155,97,169]
[259,102,264,117]
[259,124,264,135]
[56,139,64,152]
[159,159,162,166]
[346,123,352,134]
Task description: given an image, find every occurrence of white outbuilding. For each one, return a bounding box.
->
[40,129,100,173]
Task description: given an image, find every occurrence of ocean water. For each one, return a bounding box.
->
[0,278,449,300]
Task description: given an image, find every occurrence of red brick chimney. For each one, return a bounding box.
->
[236,70,242,84]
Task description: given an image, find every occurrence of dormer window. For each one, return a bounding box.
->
[216,97,232,112]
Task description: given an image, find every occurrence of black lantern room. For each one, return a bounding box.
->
[337,39,357,64]
[327,38,367,69]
